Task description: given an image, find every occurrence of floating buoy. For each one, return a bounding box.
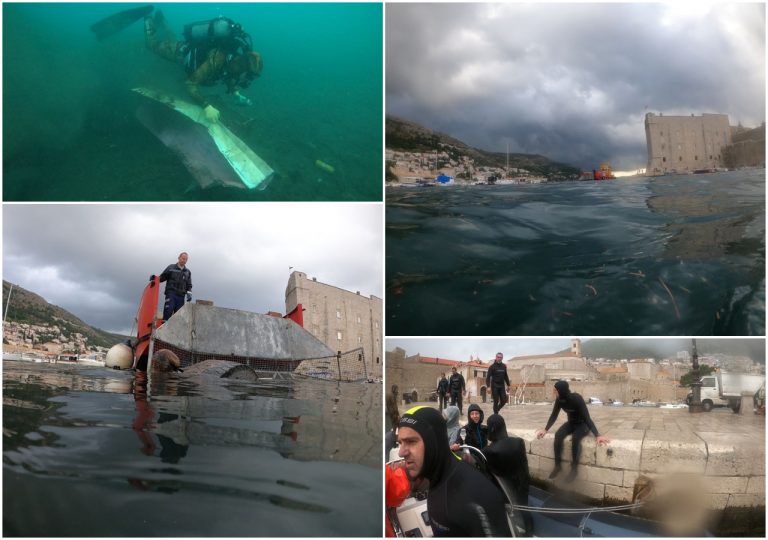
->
[315,160,335,173]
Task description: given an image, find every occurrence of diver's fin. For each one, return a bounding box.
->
[90,5,154,41]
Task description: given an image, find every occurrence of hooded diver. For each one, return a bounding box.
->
[397,406,511,536]
[536,380,610,482]
[91,6,263,124]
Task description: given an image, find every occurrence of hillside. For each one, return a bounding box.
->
[386,115,581,178]
[2,280,126,348]
[580,339,765,363]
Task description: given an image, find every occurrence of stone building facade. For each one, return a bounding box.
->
[644,112,732,175]
[285,271,383,378]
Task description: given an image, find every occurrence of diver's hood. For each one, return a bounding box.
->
[467,403,484,424]
[398,406,452,484]
[554,380,570,400]
[486,414,508,442]
[443,405,460,427]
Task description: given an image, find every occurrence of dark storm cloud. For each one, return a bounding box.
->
[3,205,383,334]
[387,3,765,170]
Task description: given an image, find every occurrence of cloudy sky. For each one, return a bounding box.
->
[387,2,765,172]
[3,204,382,335]
[387,338,573,362]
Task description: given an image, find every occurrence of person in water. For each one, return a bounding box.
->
[536,380,610,482]
[144,8,263,123]
[153,251,192,321]
[397,406,511,536]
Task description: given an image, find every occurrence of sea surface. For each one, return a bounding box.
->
[2,360,382,537]
[386,170,765,336]
[3,3,382,201]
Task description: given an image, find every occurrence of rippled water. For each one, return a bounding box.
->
[2,361,381,536]
[386,170,765,335]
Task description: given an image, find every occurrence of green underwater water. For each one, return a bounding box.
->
[3,3,383,201]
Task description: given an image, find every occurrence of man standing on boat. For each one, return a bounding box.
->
[448,366,466,415]
[536,380,610,482]
[155,252,192,321]
[486,352,510,414]
[397,406,511,536]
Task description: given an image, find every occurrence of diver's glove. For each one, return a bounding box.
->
[186,293,192,302]
[235,92,252,107]
[149,274,156,282]
[203,104,220,123]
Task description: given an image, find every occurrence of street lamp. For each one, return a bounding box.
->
[688,339,704,413]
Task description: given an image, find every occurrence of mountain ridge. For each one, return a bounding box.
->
[2,280,127,349]
[386,115,581,178]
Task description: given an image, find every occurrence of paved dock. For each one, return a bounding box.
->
[403,399,765,535]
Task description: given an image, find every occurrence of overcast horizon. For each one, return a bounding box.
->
[386,2,765,172]
[3,204,383,335]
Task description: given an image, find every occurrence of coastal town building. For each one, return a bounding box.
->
[284,271,382,378]
[386,148,540,185]
[644,112,732,175]
[2,320,93,354]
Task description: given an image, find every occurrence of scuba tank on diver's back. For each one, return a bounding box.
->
[183,16,253,54]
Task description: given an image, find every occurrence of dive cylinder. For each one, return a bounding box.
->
[183,17,248,50]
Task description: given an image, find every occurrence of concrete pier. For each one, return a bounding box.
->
[405,400,765,535]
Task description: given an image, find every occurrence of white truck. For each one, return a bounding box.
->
[688,372,765,412]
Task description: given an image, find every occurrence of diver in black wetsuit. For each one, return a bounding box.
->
[451,403,487,451]
[484,414,532,536]
[397,406,511,537]
[536,380,610,482]
[486,352,510,414]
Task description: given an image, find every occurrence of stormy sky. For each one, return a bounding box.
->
[3,204,382,335]
[386,2,766,171]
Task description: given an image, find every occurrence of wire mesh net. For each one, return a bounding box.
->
[152,339,367,382]
[293,348,368,382]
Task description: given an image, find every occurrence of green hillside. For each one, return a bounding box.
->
[2,280,126,348]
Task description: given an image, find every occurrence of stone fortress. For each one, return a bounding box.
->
[645,112,765,175]
[285,271,383,378]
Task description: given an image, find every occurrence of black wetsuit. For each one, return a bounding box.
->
[484,414,532,536]
[461,403,488,449]
[486,361,510,414]
[398,407,511,537]
[449,372,465,414]
[437,377,449,410]
[545,382,599,469]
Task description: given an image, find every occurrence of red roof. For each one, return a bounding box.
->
[418,356,461,367]
[417,356,491,368]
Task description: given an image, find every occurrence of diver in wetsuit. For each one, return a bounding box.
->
[484,414,532,536]
[448,367,466,415]
[144,9,263,123]
[486,352,510,414]
[397,406,511,537]
[536,380,610,482]
[451,403,487,451]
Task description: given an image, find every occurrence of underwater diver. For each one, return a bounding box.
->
[144,9,263,123]
[91,5,263,124]
[536,380,610,482]
[397,406,511,537]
